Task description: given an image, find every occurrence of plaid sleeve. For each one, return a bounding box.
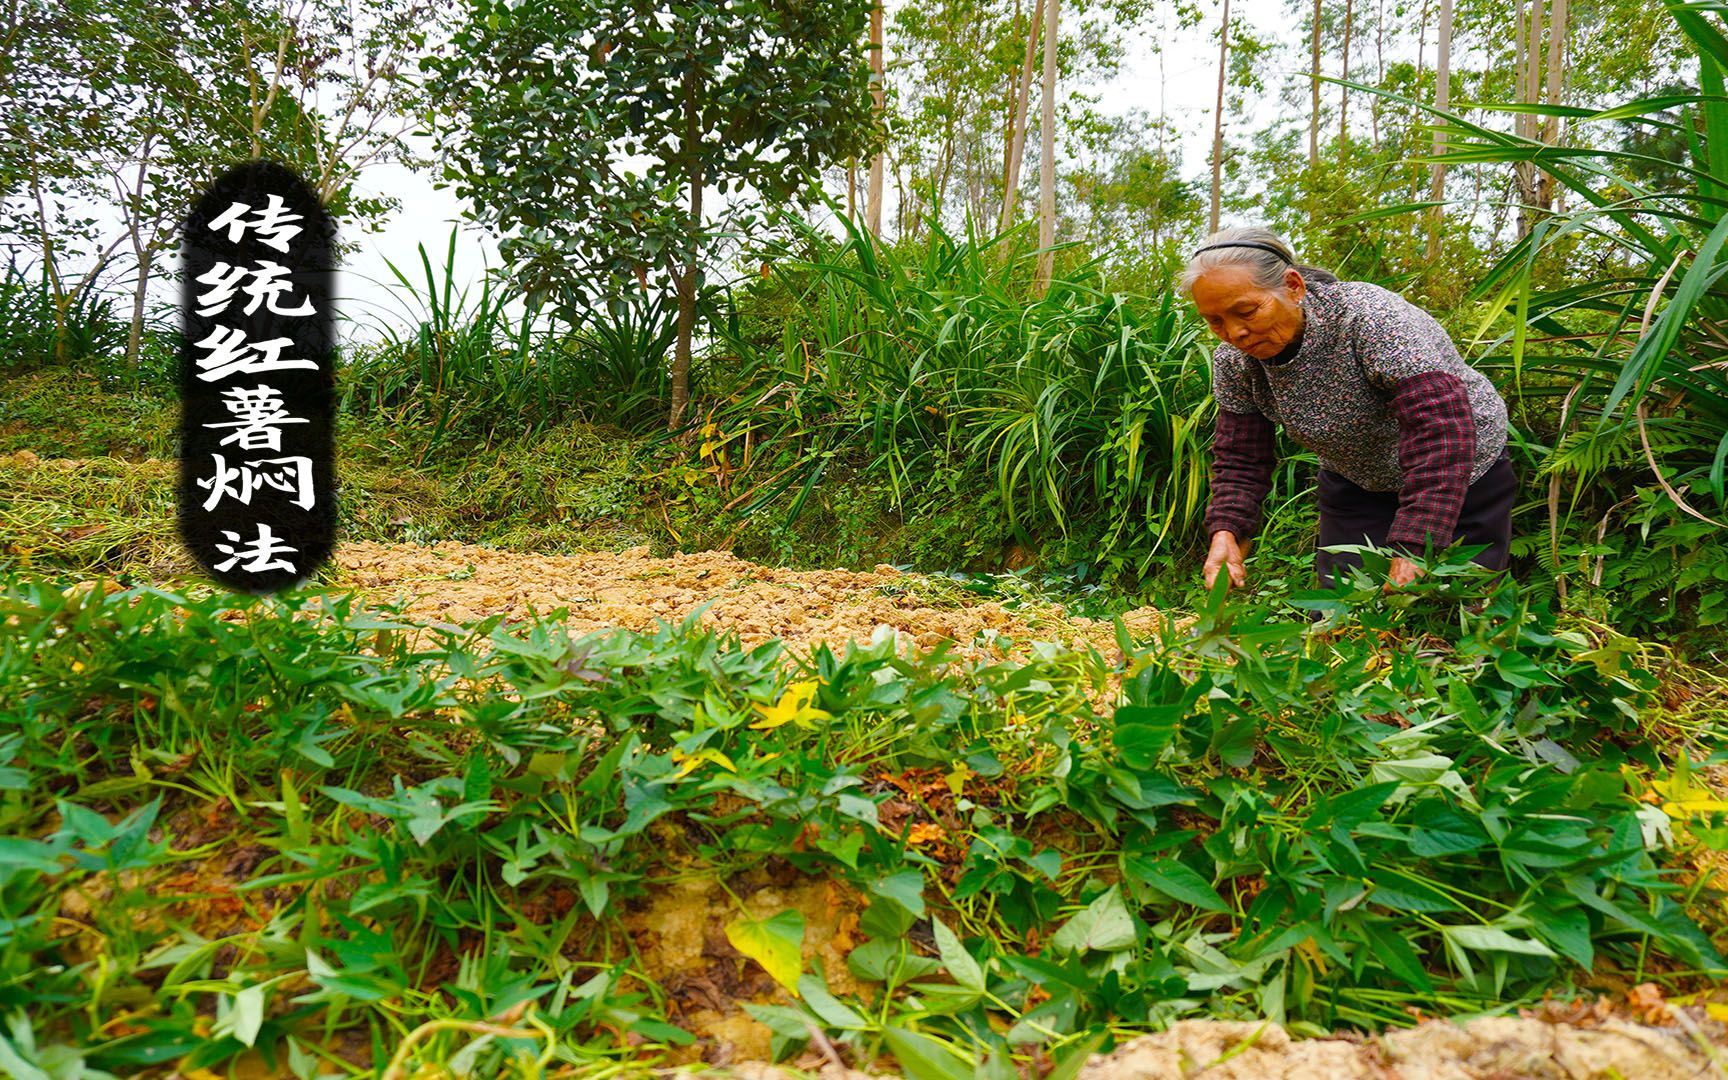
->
[1204,408,1277,542]
[1385,370,1477,555]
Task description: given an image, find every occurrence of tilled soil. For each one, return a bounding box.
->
[720,1010,1728,1080]
[328,538,1177,663]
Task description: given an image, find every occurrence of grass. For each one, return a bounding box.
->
[0,366,1105,594]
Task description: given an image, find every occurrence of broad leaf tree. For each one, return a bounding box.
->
[1,0,437,372]
[418,0,889,430]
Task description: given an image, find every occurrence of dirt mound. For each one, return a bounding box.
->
[715,1012,1728,1080]
[330,539,1177,662]
[1073,1013,1724,1079]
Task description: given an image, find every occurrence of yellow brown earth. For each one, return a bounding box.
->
[327,538,1179,663]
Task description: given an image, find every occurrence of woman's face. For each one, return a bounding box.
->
[1190,265,1306,360]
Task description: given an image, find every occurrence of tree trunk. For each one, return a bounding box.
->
[895,156,908,240]
[668,55,702,431]
[1001,0,1044,236]
[1156,46,1167,251]
[935,129,957,222]
[25,143,70,362]
[1309,0,1322,169]
[1417,0,1429,81]
[1210,0,1231,234]
[123,132,162,380]
[1035,0,1059,293]
[1339,0,1352,144]
[867,0,885,237]
[1514,0,1544,239]
[1372,0,1383,145]
[1426,0,1453,261]
[1535,0,1568,212]
[127,246,152,376]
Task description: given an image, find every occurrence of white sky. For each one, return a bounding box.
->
[37,0,1316,352]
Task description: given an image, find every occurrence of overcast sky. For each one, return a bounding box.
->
[44,0,1312,351]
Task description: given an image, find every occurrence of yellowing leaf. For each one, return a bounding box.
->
[749,680,832,731]
[725,909,806,994]
[1651,767,1728,819]
[670,747,736,779]
[1663,799,1728,818]
[907,822,945,846]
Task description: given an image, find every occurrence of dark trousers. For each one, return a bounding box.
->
[1314,447,1517,590]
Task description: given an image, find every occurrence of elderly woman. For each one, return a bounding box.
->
[1183,225,1515,596]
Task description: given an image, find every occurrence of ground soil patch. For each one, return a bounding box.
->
[328,539,1174,663]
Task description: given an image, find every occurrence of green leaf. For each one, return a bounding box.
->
[1442,924,1557,958]
[1212,717,1258,768]
[904,980,985,1014]
[1540,906,1595,970]
[1051,884,1138,954]
[1407,804,1489,856]
[883,1027,972,1080]
[56,801,117,846]
[1044,1030,1109,1080]
[795,973,867,1028]
[463,752,492,805]
[740,1002,814,1062]
[1112,707,1179,768]
[0,839,65,875]
[1368,876,1463,912]
[1371,754,1457,786]
[1305,782,1399,830]
[861,895,918,939]
[726,909,805,993]
[1125,855,1229,913]
[230,984,265,1047]
[1364,924,1433,991]
[931,916,986,990]
[871,870,927,919]
[1495,650,1559,688]
[1025,849,1063,881]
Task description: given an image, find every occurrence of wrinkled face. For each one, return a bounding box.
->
[1190,265,1307,360]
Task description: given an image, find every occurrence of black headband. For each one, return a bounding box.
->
[1194,240,1294,264]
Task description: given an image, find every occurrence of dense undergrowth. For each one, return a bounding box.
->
[4,359,1725,654]
[0,367,1135,616]
[3,557,1728,1077]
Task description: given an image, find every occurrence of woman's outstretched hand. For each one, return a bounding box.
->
[1383,555,1424,591]
[1203,530,1247,592]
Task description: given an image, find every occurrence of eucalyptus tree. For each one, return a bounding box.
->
[888,0,1163,246]
[418,0,888,431]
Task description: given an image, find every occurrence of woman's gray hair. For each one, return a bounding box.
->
[1178,226,1299,296]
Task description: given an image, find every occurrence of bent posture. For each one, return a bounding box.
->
[1184,226,1515,595]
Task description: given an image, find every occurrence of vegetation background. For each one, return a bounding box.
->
[5,0,1728,1076]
